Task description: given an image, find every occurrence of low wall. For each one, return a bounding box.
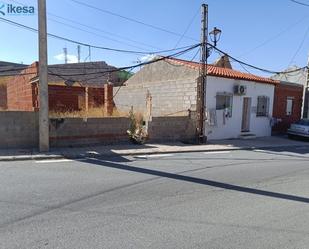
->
[147,113,196,142]
[49,117,131,147]
[0,112,197,149]
[0,112,38,149]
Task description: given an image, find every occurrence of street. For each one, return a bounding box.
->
[1,147,309,249]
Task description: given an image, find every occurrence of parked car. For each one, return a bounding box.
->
[287,119,309,139]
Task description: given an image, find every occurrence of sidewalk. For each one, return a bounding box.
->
[0,136,307,161]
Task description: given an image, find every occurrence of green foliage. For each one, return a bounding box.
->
[117,70,134,81]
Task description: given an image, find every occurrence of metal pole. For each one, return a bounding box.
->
[77,45,81,63]
[63,47,68,64]
[38,0,49,152]
[197,3,208,143]
[303,54,309,118]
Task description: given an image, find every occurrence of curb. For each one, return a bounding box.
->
[0,144,307,162]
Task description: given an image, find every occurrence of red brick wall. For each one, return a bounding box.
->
[0,85,7,109]
[7,63,38,111]
[104,84,113,115]
[48,85,85,112]
[272,83,303,133]
[7,62,110,112]
[88,88,104,108]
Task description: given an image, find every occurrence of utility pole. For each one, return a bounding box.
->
[196,3,208,143]
[38,0,49,152]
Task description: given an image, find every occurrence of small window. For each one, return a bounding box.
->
[216,94,233,116]
[256,96,269,117]
[286,97,294,116]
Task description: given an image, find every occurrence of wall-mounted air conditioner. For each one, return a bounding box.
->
[234,85,247,95]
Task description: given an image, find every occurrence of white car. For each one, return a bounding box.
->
[287,119,309,139]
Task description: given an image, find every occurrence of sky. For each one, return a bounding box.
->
[0,0,309,77]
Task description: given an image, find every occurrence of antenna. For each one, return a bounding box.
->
[63,47,68,64]
[88,46,91,62]
[77,45,81,63]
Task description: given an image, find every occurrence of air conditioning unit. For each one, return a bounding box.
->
[234,85,247,95]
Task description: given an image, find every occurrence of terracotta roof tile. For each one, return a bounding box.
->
[165,58,278,85]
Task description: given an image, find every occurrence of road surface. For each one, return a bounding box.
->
[0,146,309,248]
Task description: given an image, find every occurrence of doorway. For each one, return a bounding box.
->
[241,97,251,132]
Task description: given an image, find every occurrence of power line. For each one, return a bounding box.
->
[1,42,307,78]
[48,44,201,78]
[6,0,162,51]
[47,17,151,52]
[189,47,200,62]
[209,43,308,74]
[239,14,309,58]
[68,0,198,42]
[290,0,309,7]
[288,25,309,66]
[0,44,200,77]
[0,17,200,56]
[174,8,199,48]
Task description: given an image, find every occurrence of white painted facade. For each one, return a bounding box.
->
[205,76,275,140]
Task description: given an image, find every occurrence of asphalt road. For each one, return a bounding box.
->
[0,146,309,249]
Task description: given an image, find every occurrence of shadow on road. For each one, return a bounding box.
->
[85,157,309,204]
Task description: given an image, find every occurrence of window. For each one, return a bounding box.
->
[256,96,269,117]
[216,93,233,116]
[286,97,294,116]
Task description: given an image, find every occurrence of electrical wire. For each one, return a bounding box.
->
[174,8,199,48]
[48,44,201,79]
[287,25,309,67]
[209,43,308,74]
[0,44,200,78]
[47,17,150,52]
[6,0,161,51]
[1,42,307,78]
[290,0,309,7]
[238,14,309,58]
[68,0,198,42]
[0,17,199,56]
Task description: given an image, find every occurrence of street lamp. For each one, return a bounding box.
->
[209,27,222,47]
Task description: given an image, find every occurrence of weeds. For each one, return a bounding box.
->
[49,107,128,118]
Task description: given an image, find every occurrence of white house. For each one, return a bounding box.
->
[114,57,278,141]
[205,75,276,140]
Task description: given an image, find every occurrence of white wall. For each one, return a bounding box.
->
[205,76,275,140]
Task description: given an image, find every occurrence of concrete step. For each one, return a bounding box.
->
[239,133,257,140]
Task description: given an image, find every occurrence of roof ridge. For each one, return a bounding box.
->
[165,57,278,85]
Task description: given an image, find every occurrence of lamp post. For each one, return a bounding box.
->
[209,27,222,47]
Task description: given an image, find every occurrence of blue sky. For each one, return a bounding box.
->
[0,0,308,76]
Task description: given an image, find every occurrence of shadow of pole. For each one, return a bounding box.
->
[86,158,309,204]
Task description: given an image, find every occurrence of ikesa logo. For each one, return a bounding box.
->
[0,3,35,15]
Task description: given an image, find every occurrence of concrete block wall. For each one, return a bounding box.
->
[114,60,198,116]
[49,117,131,147]
[0,112,38,149]
[0,112,196,149]
[148,113,196,142]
